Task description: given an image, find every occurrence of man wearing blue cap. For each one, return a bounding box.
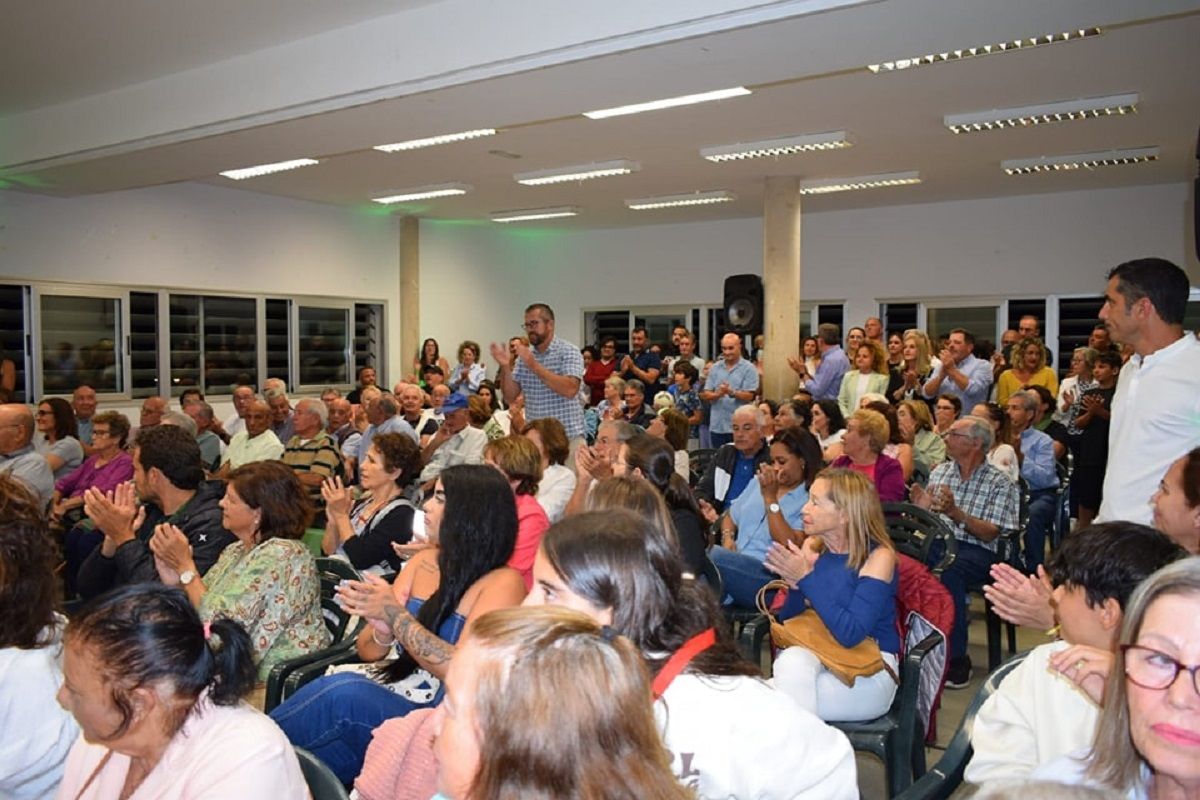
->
[419,391,487,490]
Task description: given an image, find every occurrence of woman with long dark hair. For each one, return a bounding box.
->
[35,396,83,480]
[525,510,857,799]
[412,338,450,382]
[269,464,525,784]
[0,476,78,799]
[614,433,707,576]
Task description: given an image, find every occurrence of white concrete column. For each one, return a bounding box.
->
[762,177,802,402]
[399,216,420,384]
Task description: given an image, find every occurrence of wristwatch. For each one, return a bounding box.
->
[179,569,196,585]
[768,502,781,514]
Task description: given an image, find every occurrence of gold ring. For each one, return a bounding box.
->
[1075,659,1086,671]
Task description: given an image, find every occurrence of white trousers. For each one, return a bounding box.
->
[772,646,899,722]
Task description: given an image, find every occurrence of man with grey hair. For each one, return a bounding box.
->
[222,384,257,439]
[283,397,344,515]
[265,386,295,444]
[619,378,654,428]
[218,399,283,474]
[696,403,770,517]
[1006,389,1059,573]
[912,414,1020,688]
[160,410,198,438]
[566,419,644,516]
[0,403,55,506]
[182,400,223,471]
[790,323,849,402]
[356,392,417,485]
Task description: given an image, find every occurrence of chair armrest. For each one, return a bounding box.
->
[281,640,364,703]
[265,638,359,711]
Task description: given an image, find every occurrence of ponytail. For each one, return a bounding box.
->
[203,617,257,706]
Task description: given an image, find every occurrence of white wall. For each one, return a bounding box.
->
[0,182,400,419]
[419,182,1198,351]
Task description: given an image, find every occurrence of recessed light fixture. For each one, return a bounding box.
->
[625,190,736,210]
[1002,146,1159,175]
[583,87,751,120]
[945,93,1138,134]
[701,131,851,162]
[219,158,319,180]
[491,206,579,223]
[371,183,473,204]
[868,27,1101,73]
[799,171,921,195]
[514,160,640,186]
[373,129,496,152]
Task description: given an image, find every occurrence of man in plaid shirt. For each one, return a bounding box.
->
[491,303,585,462]
[912,414,1019,688]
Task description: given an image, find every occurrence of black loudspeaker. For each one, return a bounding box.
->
[723,274,764,336]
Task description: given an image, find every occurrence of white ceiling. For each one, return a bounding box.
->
[3,0,1198,228]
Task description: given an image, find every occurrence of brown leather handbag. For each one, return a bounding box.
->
[756,580,897,687]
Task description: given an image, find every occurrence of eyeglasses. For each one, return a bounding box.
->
[1122,645,1200,694]
[522,319,548,330]
[35,410,52,417]
[91,429,112,438]
[940,430,970,439]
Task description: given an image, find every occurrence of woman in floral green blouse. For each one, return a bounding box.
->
[150,460,331,691]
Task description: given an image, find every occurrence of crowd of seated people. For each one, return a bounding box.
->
[2,257,1199,798]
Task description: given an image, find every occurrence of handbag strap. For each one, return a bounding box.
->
[652,627,716,698]
[754,579,793,620]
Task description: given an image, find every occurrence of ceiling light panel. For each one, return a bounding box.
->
[371,183,472,204]
[945,93,1138,134]
[868,27,1101,73]
[491,206,579,223]
[626,190,737,210]
[373,129,496,152]
[582,87,751,120]
[514,160,640,186]
[1002,146,1159,175]
[219,158,319,180]
[799,171,921,195]
[701,131,851,162]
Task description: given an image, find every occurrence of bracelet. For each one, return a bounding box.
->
[371,628,395,648]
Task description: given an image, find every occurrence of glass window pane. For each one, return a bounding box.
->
[169,295,202,395]
[265,299,289,389]
[926,307,998,344]
[203,297,256,394]
[0,285,27,403]
[40,294,121,394]
[299,306,348,386]
[130,291,159,398]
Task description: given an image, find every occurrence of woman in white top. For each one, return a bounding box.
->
[1056,347,1098,426]
[525,509,858,800]
[973,402,1019,483]
[54,584,307,799]
[813,399,848,463]
[0,476,78,800]
[521,417,576,523]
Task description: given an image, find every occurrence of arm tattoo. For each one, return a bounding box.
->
[385,602,455,669]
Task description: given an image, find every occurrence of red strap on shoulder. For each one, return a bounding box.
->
[652,627,717,698]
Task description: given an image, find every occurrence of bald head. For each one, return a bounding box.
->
[720,333,743,364]
[0,404,35,453]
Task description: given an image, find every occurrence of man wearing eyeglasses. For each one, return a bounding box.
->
[490,303,585,465]
[618,379,654,428]
[911,413,1019,689]
[0,403,55,507]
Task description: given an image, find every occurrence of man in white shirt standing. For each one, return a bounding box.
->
[1097,258,1200,524]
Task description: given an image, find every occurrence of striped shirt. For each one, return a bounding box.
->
[283,431,344,503]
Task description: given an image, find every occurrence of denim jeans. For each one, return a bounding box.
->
[268,672,432,784]
[710,545,774,608]
[932,539,997,660]
[1023,488,1058,573]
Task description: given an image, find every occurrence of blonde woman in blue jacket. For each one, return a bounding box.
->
[838,340,890,418]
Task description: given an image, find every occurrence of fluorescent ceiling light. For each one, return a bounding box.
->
[946,93,1138,134]
[701,131,851,162]
[799,171,921,195]
[219,158,319,180]
[1002,146,1159,175]
[583,87,751,120]
[491,206,579,223]
[371,183,472,204]
[514,160,640,186]
[373,129,496,152]
[626,190,736,210]
[868,27,1101,73]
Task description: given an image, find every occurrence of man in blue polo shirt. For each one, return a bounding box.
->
[922,327,993,412]
[700,332,759,449]
[620,326,664,399]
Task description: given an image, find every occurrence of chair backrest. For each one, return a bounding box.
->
[882,502,958,576]
[892,650,1030,800]
[295,746,350,800]
[314,557,363,641]
[688,448,717,486]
